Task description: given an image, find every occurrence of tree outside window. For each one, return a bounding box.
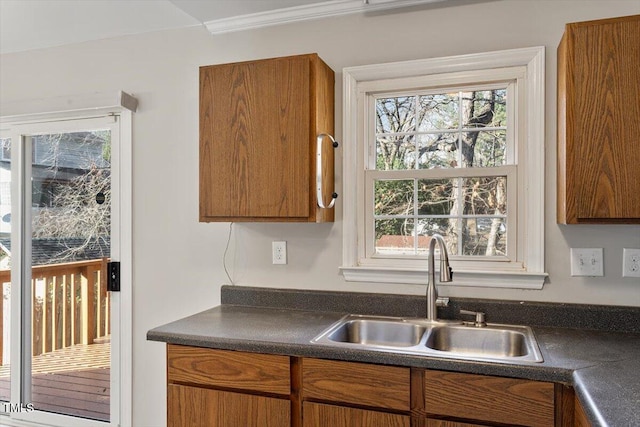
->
[372,88,508,258]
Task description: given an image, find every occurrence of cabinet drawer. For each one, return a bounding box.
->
[302,358,410,411]
[167,344,290,395]
[424,370,554,427]
[303,402,410,427]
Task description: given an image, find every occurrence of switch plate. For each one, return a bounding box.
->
[272,241,287,265]
[570,248,604,277]
[623,248,640,278]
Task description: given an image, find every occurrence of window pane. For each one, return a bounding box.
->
[461,90,507,128]
[461,131,506,167]
[416,218,458,255]
[30,131,111,421]
[374,179,414,216]
[417,179,455,215]
[376,136,415,170]
[376,96,416,134]
[462,218,506,256]
[375,218,415,255]
[463,176,507,215]
[417,134,458,169]
[417,93,458,131]
[1,138,10,161]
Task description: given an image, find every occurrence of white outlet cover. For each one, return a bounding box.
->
[570,248,604,277]
[272,241,287,265]
[623,248,640,278]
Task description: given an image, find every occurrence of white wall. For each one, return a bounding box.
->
[1,1,639,425]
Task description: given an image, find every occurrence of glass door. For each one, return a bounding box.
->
[1,115,121,426]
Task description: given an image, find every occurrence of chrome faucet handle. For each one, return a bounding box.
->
[435,297,449,307]
[460,309,486,327]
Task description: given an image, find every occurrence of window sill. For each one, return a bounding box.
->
[340,266,547,289]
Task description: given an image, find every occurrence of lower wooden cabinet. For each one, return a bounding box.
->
[303,402,409,427]
[168,384,290,427]
[165,345,584,427]
[166,345,291,427]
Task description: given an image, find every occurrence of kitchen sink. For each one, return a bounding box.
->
[424,324,542,360]
[324,318,426,347]
[312,315,543,364]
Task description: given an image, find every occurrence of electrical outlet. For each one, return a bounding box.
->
[570,248,604,277]
[623,248,640,278]
[272,241,287,265]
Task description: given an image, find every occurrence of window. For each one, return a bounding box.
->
[341,47,547,289]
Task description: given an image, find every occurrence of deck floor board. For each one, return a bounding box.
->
[0,342,110,421]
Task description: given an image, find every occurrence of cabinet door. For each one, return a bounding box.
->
[303,402,409,427]
[168,384,290,427]
[200,55,321,221]
[557,15,640,223]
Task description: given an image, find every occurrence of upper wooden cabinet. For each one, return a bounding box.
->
[199,53,336,222]
[557,15,640,224]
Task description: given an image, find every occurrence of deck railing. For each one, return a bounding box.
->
[0,258,110,362]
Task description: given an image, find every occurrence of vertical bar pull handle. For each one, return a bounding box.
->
[316,133,339,209]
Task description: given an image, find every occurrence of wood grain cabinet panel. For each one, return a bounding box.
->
[574,395,592,427]
[168,384,290,427]
[302,402,410,427]
[557,15,640,223]
[199,53,335,222]
[167,344,290,395]
[421,420,489,427]
[424,370,555,427]
[302,358,411,411]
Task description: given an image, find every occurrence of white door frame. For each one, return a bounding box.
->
[0,94,134,427]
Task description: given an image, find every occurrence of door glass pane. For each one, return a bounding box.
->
[0,136,11,404]
[30,131,110,421]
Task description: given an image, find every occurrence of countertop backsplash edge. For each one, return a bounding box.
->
[221,285,640,334]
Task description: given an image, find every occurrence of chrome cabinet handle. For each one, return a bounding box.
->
[316,133,339,209]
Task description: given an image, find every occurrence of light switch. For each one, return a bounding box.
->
[570,248,604,277]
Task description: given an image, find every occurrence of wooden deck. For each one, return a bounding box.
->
[0,342,110,421]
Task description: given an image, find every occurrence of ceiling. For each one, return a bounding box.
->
[0,0,449,55]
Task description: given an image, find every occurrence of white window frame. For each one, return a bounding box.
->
[341,47,547,289]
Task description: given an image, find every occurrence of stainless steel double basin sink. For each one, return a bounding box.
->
[312,315,543,364]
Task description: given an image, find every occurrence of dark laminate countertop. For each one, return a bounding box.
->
[147,287,640,427]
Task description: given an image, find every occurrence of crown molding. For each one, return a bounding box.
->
[204,0,449,35]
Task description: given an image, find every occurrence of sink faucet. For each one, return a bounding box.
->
[426,233,453,321]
